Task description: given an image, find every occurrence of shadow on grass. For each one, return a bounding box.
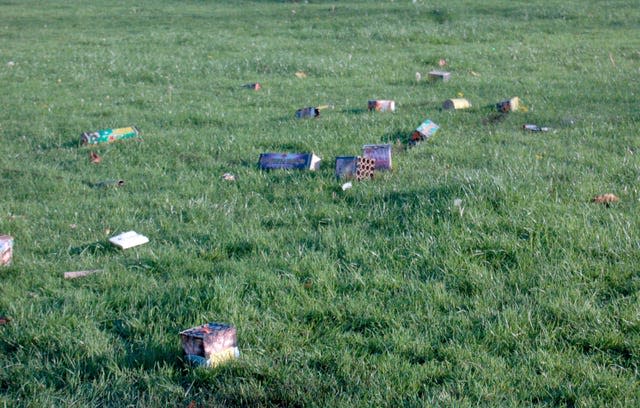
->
[68,240,119,256]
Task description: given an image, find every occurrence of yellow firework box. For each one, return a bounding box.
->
[496,97,520,113]
[443,98,471,110]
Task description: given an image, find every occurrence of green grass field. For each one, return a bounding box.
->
[1,1,639,406]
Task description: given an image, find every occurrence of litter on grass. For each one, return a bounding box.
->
[496,97,521,113]
[0,235,13,266]
[0,316,11,325]
[89,151,101,164]
[443,98,471,110]
[109,231,149,250]
[242,83,261,90]
[180,322,239,368]
[81,126,140,145]
[428,70,451,81]
[335,156,375,181]
[410,119,439,145]
[367,100,396,112]
[523,124,550,132]
[259,152,321,171]
[221,173,236,181]
[591,193,619,206]
[363,144,392,170]
[93,179,125,188]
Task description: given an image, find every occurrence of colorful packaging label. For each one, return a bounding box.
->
[412,119,440,142]
[180,322,238,359]
[81,126,140,145]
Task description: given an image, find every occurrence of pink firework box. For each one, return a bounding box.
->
[180,322,237,359]
[0,235,13,266]
[362,144,392,171]
[368,100,395,112]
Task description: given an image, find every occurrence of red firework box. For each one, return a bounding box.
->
[0,235,13,266]
[363,144,392,170]
[180,322,239,366]
[368,100,395,112]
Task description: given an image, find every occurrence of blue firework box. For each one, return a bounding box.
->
[258,152,321,171]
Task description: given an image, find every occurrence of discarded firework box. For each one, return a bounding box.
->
[443,98,471,110]
[496,97,520,113]
[363,144,392,171]
[410,119,440,144]
[258,152,321,171]
[335,156,376,181]
[81,126,140,145]
[109,231,149,250]
[295,104,330,119]
[0,235,13,266]
[180,322,239,368]
[428,70,451,81]
[242,82,261,90]
[523,124,550,132]
[368,100,396,112]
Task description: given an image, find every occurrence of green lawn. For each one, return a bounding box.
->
[1,1,639,406]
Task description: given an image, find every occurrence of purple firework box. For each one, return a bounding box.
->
[362,144,392,171]
[258,152,321,171]
[180,322,237,359]
[0,235,13,266]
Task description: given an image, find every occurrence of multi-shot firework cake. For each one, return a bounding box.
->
[362,144,392,171]
[335,156,376,181]
[180,322,239,368]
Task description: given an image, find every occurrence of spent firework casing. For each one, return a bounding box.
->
[81,126,140,145]
[363,144,392,170]
[496,97,520,113]
[242,83,261,90]
[258,152,321,171]
[428,70,451,81]
[295,107,320,119]
[368,100,395,112]
[523,124,549,132]
[443,98,471,110]
[0,235,13,266]
[411,119,440,143]
[335,156,375,181]
[180,322,239,367]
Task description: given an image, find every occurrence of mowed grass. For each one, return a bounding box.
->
[1,0,639,406]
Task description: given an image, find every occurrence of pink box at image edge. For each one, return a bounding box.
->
[0,235,13,266]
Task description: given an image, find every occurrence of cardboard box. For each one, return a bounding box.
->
[0,235,13,266]
[411,119,440,143]
[428,70,451,81]
[258,153,321,171]
[335,156,375,181]
[363,144,392,170]
[368,100,395,112]
[180,322,239,367]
